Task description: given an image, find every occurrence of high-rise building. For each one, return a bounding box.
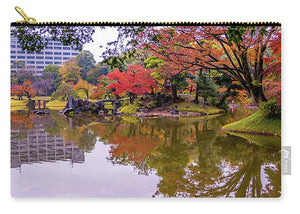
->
[10,36,80,76]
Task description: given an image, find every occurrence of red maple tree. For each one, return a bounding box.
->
[107,65,157,103]
[11,80,36,100]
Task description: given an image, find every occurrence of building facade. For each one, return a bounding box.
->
[10,36,80,76]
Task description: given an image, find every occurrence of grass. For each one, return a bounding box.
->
[10,97,67,111]
[170,102,225,115]
[47,100,67,110]
[222,110,281,136]
[10,99,28,111]
[119,103,141,114]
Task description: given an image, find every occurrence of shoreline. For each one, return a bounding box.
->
[119,109,226,118]
[222,128,281,137]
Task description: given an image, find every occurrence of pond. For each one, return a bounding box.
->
[10,107,281,197]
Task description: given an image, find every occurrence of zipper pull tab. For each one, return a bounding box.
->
[15,6,37,24]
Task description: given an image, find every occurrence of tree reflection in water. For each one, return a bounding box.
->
[11,109,281,198]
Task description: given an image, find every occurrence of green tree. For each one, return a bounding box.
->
[196,73,218,106]
[86,63,110,84]
[11,61,25,71]
[51,83,79,101]
[42,64,61,90]
[76,50,96,80]
[16,68,35,84]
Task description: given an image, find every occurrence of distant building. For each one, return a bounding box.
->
[10,36,80,76]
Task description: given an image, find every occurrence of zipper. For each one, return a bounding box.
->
[13,6,281,26]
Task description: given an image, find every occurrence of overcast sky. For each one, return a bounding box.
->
[82,27,119,63]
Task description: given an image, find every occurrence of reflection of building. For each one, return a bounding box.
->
[10,36,80,76]
[11,125,84,168]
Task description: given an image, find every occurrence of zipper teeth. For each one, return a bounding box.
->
[11,21,281,26]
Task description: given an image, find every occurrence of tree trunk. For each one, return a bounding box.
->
[192,70,202,104]
[192,83,200,104]
[129,93,135,104]
[247,84,267,106]
[171,84,178,102]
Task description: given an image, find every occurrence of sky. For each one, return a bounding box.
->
[82,27,119,63]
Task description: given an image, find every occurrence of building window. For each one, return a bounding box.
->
[45,61,53,64]
[36,52,44,55]
[54,47,61,50]
[46,47,53,49]
[36,56,44,59]
[17,45,21,48]
[48,42,53,45]
[27,56,35,59]
[72,53,78,56]
[36,61,44,64]
[54,52,61,55]
[17,51,25,54]
[54,57,62,60]
[11,51,16,54]
[63,57,70,60]
[11,56,16,59]
[36,66,44,69]
[27,61,35,64]
[17,56,25,59]
[45,52,53,55]
[11,45,16,48]
[45,56,53,60]
[54,42,61,46]
[54,61,61,65]
[63,52,70,55]
[63,47,70,50]
[11,60,15,63]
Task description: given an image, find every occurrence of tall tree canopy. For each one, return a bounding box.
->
[103,25,281,106]
[139,26,280,106]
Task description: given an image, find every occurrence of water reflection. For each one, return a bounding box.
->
[11,111,85,169]
[11,108,281,197]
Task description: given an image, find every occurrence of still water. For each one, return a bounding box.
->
[11,107,281,197]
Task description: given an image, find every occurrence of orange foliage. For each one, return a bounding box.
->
[11,111,34,130]
[107,132,159,162]
[11,80,36,99]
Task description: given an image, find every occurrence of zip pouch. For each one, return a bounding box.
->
[10,7,281,198]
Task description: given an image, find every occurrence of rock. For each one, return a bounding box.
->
[171,105,179,115]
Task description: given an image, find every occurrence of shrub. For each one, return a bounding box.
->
[51,83,79,101]
[259,99,281,118]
